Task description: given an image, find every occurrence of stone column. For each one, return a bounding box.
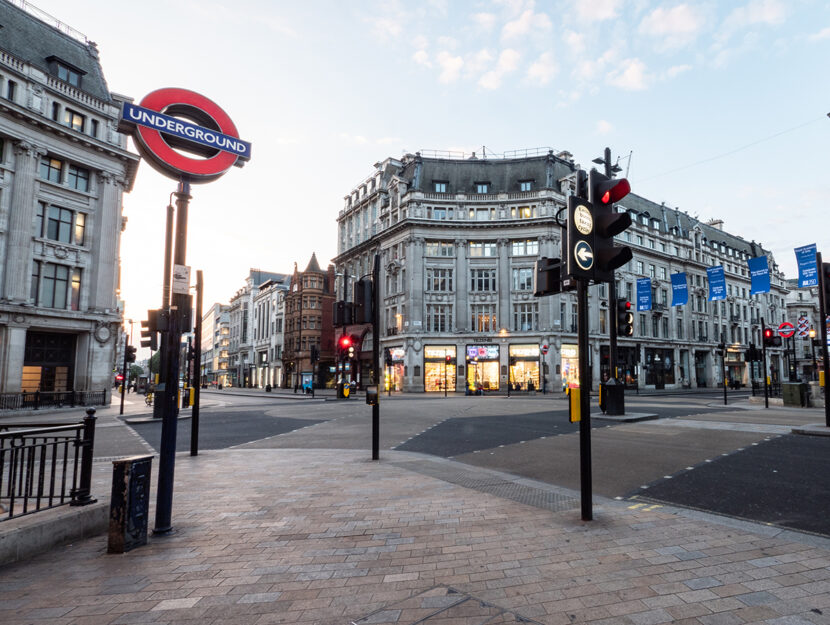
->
[3,141,44,302]
[0,323,28,392]
[87,172,124,311]
[497,238,510,331]
[454,239,468,332]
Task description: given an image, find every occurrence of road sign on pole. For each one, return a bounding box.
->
[778,321,795,338]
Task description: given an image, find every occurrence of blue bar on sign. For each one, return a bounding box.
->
[121,103,251,160]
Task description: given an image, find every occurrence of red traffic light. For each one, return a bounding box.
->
[115,374,124,381]
[445,355,452,363]
[598,178,631,205]
[339,335,352,349]
[763,328,773,339]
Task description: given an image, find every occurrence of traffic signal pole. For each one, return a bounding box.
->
[817,252,830,427]
[577,279,592,521]
[154,179,191,536]
[191,269,203,457]
[762,318,769,409]
[119,327,128,415]
[154,202,175,419]
[371,254,380,460]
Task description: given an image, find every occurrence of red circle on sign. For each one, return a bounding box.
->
[135,88,242,183]
[778,321,795,338]
[540,344,549,355]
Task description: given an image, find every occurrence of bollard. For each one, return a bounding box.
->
[108,455,153,553]
[71,408,97,506]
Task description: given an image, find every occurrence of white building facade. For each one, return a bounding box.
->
[0,2,138,401]
[335,150,788,393]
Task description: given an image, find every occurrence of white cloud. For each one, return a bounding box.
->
[665,64,692,78]
[413,50,431,67]
[436,51,464,83]
[502,8,552,40]
[575,0,622,21]
[596,120,614,135]
[526,52,558,85]
[369,16,404,41]
[606,58,650,91]
[478,49,521,89]
[466,49,495,77]
[726,0,787,28]
[412,34,429,49]
[562,30,586,56]
[376,136,402,145]
[437,36,459,50]
[808,26,830,42]
[639,4,706,49]
[474,12,497,32]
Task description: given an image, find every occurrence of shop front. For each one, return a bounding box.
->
[560,344,579,390]
[508,344,539,391]
[599,345,639,389]
[644,348,675,389]
[725,350,745,388]
[465,344,499,392]
[22,331,76,392]
[424,345,456,392]
[694,350,708,387]
[385,347,405,391]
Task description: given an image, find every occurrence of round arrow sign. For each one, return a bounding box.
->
[574,240,594,271]
[778,321,795,338]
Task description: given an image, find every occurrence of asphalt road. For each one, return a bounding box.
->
[98,390,830,537]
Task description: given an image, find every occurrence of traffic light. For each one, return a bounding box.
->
[589,169,633,283]
[822,262,830,312]
[533,257,562,296]
[310,344,320,363]
[140,318,157,351]
[445,354,452,364]
[333,301,354,327]
[616,300,633,337]
[763,327,782,348]
[566,170,595,281]
[125,345,137,362]
[354,278,374,324]
[384,348,393,366]
[338,334,352,357]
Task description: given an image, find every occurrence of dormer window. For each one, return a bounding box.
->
[47,56,85,88]
[519,180,533,192]
[434,181,447,193]
[475,182,490,194]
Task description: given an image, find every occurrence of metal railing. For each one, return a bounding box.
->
[0,409,97,521]
[0,390,106,412]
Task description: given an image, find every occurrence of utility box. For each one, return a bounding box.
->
[600,379,625,416]
[108,455,153,554]
[782,382,808,407]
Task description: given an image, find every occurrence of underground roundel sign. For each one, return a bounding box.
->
[118,88,251,183]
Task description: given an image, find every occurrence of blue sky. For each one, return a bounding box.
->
[28,0,830,329]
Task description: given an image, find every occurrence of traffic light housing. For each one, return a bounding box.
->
[333,301,354,327]
[763,327,782,348]
[533,257,562,296]
[140,318,158,351]
[445,354,452,364]
[354,278,374,324]
[616,300,633,337]
[125,345,137,362]
[338,334,352,357]
[589,169,633,282]
[822,262,830,312]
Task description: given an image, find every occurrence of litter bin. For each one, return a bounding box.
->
[108,455,153,553]
[782,382,807,407]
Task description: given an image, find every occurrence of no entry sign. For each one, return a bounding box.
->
[119,88,251,183]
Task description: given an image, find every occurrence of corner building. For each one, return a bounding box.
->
[0,2,138,398]
[335,150,788,393]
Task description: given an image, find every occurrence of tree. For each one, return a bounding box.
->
[129,364,144,383]
[149,351,161,375]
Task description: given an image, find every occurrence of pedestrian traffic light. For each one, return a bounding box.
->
[616,300,633,337]
[589,169,633,282]
[125,345,137,362]
[763,327,782,348]
[533,257,562,296]
[140,318,157,351]
[354,278,374,324]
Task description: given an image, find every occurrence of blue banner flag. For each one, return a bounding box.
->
[707,266,726,301]
[795,244,818,287]
[747,256,771,295]
[670,272,688,307]
[636,278,652,311]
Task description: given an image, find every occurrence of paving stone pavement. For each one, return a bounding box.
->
[2,448,830,625]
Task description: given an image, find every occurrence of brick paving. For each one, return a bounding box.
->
[2,448,830,624]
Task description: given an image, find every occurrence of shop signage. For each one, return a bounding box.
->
[424,346,455,359]
[119,87,251,183]
[466,345,499,360]
[390,347,405,361]
[509,345,539,358]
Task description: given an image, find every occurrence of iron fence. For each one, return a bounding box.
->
[0,408,97,521]
[0,390,106,411]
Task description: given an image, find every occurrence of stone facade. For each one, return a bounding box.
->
[0,2,138,397]
[335,150,789,393]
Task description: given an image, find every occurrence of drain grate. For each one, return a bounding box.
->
[351,585,544,624]
[390,459,579,514]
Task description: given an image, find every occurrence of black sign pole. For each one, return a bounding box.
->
[817,252,830,427]
[191,269,203,457]
[154,202,175,419]
[372,253,380,460]
[762,318,769,409]
[120,327,128,415]
[577,278,592,521]
[154,179,191,535]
